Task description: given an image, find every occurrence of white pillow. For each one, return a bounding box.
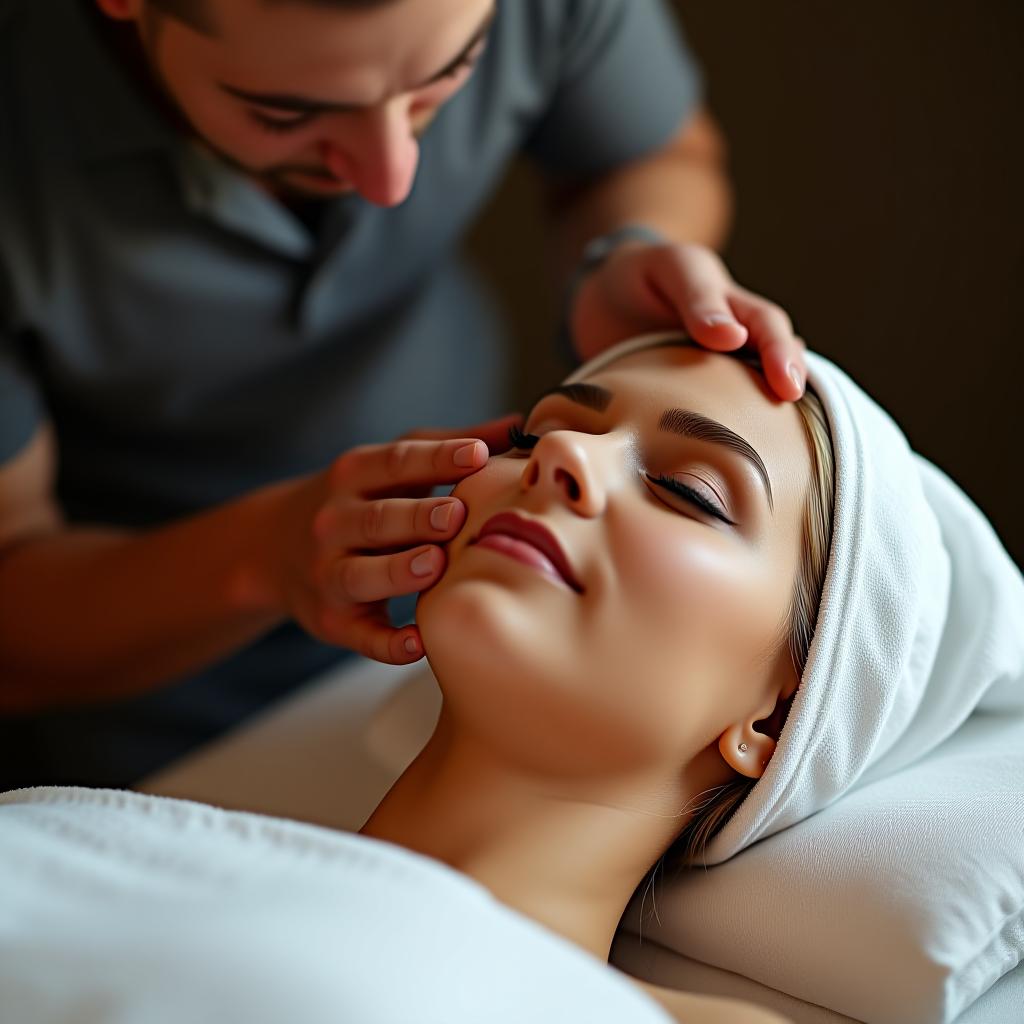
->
[616,712,1024,1024]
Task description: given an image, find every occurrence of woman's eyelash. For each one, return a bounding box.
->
[508,424,540,449]
[646,473,735,525]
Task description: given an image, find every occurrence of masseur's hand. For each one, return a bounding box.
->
[570,241,807,400]
[266,415,520,665]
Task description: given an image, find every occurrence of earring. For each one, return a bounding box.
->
[739,742,748,752]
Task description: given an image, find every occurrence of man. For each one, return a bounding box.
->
[0,0,806,789]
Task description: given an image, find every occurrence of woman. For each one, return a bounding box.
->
[360,334,835,1021]
[3,334,1019,1023]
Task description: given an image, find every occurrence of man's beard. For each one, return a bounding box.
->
[196,144,355,198]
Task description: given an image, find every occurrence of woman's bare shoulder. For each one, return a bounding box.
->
[632,978,794,1024]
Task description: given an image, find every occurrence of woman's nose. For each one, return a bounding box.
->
[520,433,606,517]
[319,99,420,207]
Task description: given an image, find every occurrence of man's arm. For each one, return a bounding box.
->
[0,422,287,712]
[545,105,733,280]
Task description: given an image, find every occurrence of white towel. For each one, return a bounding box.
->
[567,333,1024,864]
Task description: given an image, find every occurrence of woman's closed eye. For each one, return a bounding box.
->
[645,474,736,525]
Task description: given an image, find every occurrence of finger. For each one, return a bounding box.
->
[648,247,749,351]
[350,609,426,664]
[400,413,524,453]
[328,544,446,605]
[728,293,806,400]
[680,302,749,351]
[314,496,466,551]
[329,437,490,497]
[320,603,426,665]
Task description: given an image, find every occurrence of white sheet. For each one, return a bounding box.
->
[0,785,672,1024]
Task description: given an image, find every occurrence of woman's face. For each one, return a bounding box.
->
[417,345,813,780]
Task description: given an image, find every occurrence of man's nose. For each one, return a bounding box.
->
[520,432,607,518]
[319,99,420,207]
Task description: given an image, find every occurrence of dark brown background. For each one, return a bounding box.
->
[466,0,1023,569]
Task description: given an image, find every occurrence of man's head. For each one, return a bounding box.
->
[96,0,496,204]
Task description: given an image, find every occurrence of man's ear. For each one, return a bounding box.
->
[95,0,144,22]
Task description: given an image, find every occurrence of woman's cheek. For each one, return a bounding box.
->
[614,515,771,662]
[451,457,518,504]
[446,460,516,547]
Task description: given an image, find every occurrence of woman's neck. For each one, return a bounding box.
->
[359,706,727,960]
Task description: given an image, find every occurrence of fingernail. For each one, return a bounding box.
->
[404,635,420,656]
[704,313,737,327]
[453,441,484,467]
[411,548,437,576]
[788,364,804,395]
[430,501,454,531]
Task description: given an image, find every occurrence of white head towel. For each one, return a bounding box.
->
[567,332,1024,864]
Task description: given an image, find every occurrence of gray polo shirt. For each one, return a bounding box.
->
[0,0,701,787]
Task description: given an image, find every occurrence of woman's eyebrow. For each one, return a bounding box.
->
[659,409,774,514]
[218,4,497,115]
[533,383,773,514]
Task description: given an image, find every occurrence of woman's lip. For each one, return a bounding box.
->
[473,533,571,590]
[470,512,583,593]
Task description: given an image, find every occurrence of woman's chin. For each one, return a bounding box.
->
[417,575,539,670]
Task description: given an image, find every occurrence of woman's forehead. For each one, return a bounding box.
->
[579,345,772,425]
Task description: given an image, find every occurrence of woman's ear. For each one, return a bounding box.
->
[718,686,787,780]
[720,662,800,778]
[718,722,776,779]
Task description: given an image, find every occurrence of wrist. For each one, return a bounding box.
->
[560,224,669,361]
[222,476,300,618]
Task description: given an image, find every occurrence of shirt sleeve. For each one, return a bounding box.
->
[523,0,704,176]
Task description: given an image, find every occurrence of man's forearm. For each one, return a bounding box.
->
[0,483,291,713]
[546,107,734,282]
